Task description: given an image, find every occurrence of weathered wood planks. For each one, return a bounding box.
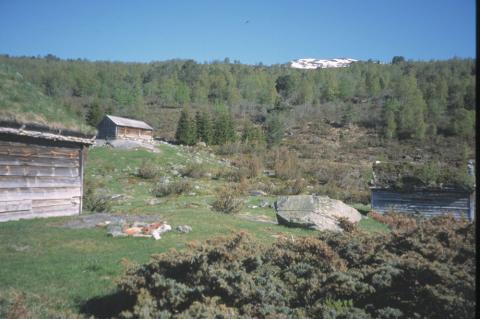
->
[0,187,82,201]
[0,140,79,159]
[0,205,80,222]
[0,165,79,177]
[371,189,472,220]
[0,200,32,213]
[0,138,85,221]
[0,176,80,188]
[0,154,79,168]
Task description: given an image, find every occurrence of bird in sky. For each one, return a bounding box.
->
[244,20,250,24]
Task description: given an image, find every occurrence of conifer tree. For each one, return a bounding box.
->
[175,108,197,145]
[266,114,284,147]
[196,110,213,144]
[86,100,102,126]
[212,108,235,145]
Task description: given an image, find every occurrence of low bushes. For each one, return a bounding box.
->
[151,178,192,197]
[367,211,417,231]
[82,179,112,213]
[270,146,301,180]
[233,154,264,179]
[211,186,244,214]
[117,215,475,318]
[180,163,211,179]
[136,160,159,179]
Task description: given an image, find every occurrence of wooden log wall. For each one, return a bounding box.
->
[0,140,83,222]
[371,188,473,220]
[117,126,152,141]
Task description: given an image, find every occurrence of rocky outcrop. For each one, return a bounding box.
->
[274,195,361,232]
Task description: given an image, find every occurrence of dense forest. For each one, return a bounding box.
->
[0,54,475,143]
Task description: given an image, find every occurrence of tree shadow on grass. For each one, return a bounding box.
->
[80,291,135,319]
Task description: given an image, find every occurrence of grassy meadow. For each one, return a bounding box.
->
[0,143,388,317]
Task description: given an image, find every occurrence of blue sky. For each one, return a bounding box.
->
[0,0,475,64]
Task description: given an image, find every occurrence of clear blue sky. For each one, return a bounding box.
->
[0,0,475,65]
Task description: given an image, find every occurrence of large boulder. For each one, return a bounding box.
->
[274,195,361,232]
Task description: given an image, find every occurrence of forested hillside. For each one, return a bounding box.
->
[0,55,475,143]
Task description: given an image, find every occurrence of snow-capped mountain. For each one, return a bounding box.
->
[290,58,358,69]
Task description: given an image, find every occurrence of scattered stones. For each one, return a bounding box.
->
[176,225,192,233]
[274,195,361,232]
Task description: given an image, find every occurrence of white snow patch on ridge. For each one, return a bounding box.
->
[290,58,358,69]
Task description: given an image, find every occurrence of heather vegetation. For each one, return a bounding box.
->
[117,215,475,319]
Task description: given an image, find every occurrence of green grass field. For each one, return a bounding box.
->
[0,144,388,317]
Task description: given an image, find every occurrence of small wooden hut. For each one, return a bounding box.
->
[97,115,153,142]
[370,160,475,221]
[0,122,95,222]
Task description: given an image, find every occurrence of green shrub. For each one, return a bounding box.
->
[117,215,475,318]
[180,163,210,179]
[152,178,192,197]
[234,154,264,179]
[83,179,112,213]
[211,187,244,214]
[136,160,159,179]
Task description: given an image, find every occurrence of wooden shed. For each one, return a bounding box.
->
[0,122,95,222]
[97,115,153,142]
[370,160,475,221]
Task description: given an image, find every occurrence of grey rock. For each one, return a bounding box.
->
[176,225,192,233]
[274,195,361,232]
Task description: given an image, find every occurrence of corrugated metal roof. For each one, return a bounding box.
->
[106,115,153,130]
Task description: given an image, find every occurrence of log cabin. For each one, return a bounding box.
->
[370,160,475,221]
[97,115,153,142]
[0,122,95,222]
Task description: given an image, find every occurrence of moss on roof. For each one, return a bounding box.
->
[0,63,95,135]
[372,161,475,192]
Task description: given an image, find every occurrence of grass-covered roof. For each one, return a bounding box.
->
[371,160,475,192]
[0,63,95,136]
